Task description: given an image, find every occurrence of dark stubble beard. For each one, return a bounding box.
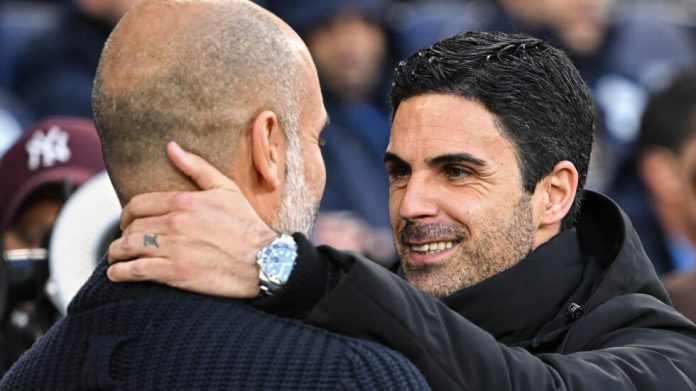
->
[400,194,535,298]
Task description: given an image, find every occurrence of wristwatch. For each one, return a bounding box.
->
[256,234,298,296]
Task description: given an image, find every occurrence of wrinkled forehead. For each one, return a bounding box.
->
[388,94,514,162]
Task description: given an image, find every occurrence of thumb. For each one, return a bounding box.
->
[167,141,236,191]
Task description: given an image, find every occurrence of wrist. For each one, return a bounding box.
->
[256,233,298,296]
[252,233,331,317]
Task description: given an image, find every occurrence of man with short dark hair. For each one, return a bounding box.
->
[0,0,429,389]
[109,32,696,390]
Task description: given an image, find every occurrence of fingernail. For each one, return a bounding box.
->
[170,141,185,155]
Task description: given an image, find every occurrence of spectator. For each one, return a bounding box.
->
[482,0,552,38]
[269,0,397,264]
[540,0,696,190]
[663,270,696,322]
[0,116,104,374]
[609,71,696,276]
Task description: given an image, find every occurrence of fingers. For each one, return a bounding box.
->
[108,232,168,264]
[107,257,175,282]
[121,192,179,229]
[106,256,261,298]
[122,212,187,238]
[168,141,238,191]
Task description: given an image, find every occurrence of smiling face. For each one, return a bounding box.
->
[387,94,537,297]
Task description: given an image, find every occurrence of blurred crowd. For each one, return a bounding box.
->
[2,0,696,376]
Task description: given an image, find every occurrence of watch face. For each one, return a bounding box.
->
[265,248,295,283]
[258,235,297,287]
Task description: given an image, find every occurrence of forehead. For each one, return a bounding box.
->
[389,94,517,164]
[298,53,328,134]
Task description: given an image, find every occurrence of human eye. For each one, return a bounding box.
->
[386,164,410,182]
[443,165,473,180]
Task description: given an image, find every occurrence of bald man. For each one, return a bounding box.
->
[0,0,428,389]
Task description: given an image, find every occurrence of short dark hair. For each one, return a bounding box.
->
[637,71,696,154]
[390,31,594,229]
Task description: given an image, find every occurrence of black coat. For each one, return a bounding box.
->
[262,191,696,390]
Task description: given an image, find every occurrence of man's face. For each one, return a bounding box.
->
[3,197,64,251]
[671,135,696,241]
[306,12,387,99]
[387,94,535,298]
[274,55,328,236]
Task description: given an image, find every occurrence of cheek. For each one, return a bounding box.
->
[388,187,403,223]
[305,147,326,195]
[439,188,496,233]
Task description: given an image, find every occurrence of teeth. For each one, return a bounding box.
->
[410,241,455,253]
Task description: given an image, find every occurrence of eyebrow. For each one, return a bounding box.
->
[427,153,487,167]
[384,151,488,171]
[384,152,410,169]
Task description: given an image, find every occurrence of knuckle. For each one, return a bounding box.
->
[126,195,143,213]
[166,213,186,232]
[123,219,140,236]
[172,192,195,210]
[130,261,148,279]
[169,260,190,282]
[123,234,140,251]
[107,239,119,255]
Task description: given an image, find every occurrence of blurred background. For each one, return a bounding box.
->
[2,0,696,375]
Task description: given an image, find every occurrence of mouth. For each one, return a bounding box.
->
[409,240,456,254]
[403,239,460,265]
[399,221,465,265]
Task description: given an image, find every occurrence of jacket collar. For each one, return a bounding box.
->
[575,191,670,309]
[441,228,585,345]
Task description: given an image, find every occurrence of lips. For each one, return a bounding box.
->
[409,240,455,253]
[403,239,460,266]
[399,222,465,264]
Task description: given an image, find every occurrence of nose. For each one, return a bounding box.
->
[397,174,438,221]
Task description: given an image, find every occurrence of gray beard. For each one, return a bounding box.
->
[273,135,319,236]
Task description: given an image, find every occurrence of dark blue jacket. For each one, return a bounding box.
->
[0,259,429,390]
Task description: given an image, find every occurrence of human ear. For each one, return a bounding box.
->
[250,110,283,191]
[537,160,579,226]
